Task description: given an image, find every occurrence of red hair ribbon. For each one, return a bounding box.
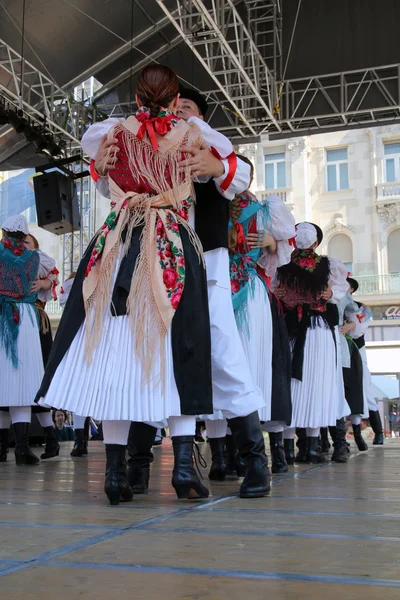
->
[288,236,297,248]
[136,114,175,151]
[357,313,366,323]
[210,147,237,192]
[89,159,100,183]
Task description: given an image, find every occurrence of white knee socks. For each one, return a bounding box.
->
[205,418,227,439]
[0,412,11,429]
[283,427,296,440]
[262,421,285,433]
[9,406,31,424]
[73,414,87,429]
[102,420,131,445]
[37,412,54,428]
[350,414,361,426]
[306,427,320,437]
[168,415,196,438]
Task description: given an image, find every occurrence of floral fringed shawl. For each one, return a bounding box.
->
[229,191,271,336]
[0,237,39,368]
[82,108,204,383]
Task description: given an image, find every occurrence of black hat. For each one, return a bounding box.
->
[295,222,323,246]
[179,86,209,117]
[347,277,359,292]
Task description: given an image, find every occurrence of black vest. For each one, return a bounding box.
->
[354,301,365,348]
[194,180,230,252]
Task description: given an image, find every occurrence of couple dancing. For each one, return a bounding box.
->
[35,64,270,504]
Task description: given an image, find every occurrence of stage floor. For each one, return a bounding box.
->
[1,436,399,599]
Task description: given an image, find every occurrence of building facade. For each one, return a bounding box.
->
[240,124,400,354]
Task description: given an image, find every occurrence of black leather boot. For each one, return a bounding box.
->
[330,419,348,463]
[104,444,134,506]
[284,439,295,465]
[126,422,156,494]
[269,432,288,474]
[83,417,90,455]
[295,429,308,463]
[0,428,9,462]
[40,426,60,459]
[208,438,226,481]
[369,411,384,445]
[320,427,331,453]
[353,423,368,451]
[307,437,326,463]
[171,436,209,499]
[224,434,239,478]
[13,423,40,465]
[70,428,85,457]
[228,412,271,498]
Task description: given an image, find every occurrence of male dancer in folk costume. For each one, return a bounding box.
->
[0,215,44,465]
[274,222,351,464]
[36,66,269,503]
[90,85,270,499]
[204,155,295,478]
[347,277,384,444]
[336,287,369,452]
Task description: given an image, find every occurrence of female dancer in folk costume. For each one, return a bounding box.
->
[204,156,295,478]
[347,277,384,444]
[36,65,250,504]
[273,222,351,464]
[82,84,270,500]
[0,216,44,465]
[0,231,61,462]
[337,288,369,451]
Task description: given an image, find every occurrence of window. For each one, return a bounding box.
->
[388,228,400,273]
[264,152,286,189]
[326,148,349,191]
[328,233,353,273]
[384,142,400,182]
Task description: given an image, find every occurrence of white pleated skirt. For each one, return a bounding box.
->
[290,323,350,428]
[200,280,266,422]
[359,346,376,414]
[0,304,44,407]
[237,278,272,422]
[38,309,182,422]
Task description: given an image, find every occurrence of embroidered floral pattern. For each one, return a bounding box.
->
[291,248,321,272]
[85,203,127,278]
[230,255,254,295]
[2,236,25,257]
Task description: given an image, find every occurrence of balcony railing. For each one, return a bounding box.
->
[46,299,63,314]
[257,188,293,206]
[376,182,400,201]
[355,273,400,296]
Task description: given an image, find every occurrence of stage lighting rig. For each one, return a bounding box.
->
[7,109,28,134]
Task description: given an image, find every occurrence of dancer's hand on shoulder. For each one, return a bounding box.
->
[94,134,119,177]
[179,143,225,178]
[248,232,276,250]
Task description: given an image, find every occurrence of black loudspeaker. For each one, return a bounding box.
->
[34,170,80,235]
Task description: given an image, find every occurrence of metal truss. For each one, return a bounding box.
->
[244,0,283,81]
[155,0,281,136]
[0,38,85,148]
[275,64,400,136]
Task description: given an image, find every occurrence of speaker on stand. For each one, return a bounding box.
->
[33,170,80,235]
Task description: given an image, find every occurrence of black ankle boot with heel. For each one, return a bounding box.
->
[13,423,40,465]
[0,428,9,462]
[352,424,368,451]
[369,411,384,445]
[284,439,295,465]
[70,429,85,457]
[295,429,308,463]
[208,438,227,481]
[104,444,133,506]
[228,412,270,498]
[269,432,288,474]
[171,436,209,500]
[126,422,157,494]
[41,427,60,459]
[307,437,326,463]
[330,418,349,463]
